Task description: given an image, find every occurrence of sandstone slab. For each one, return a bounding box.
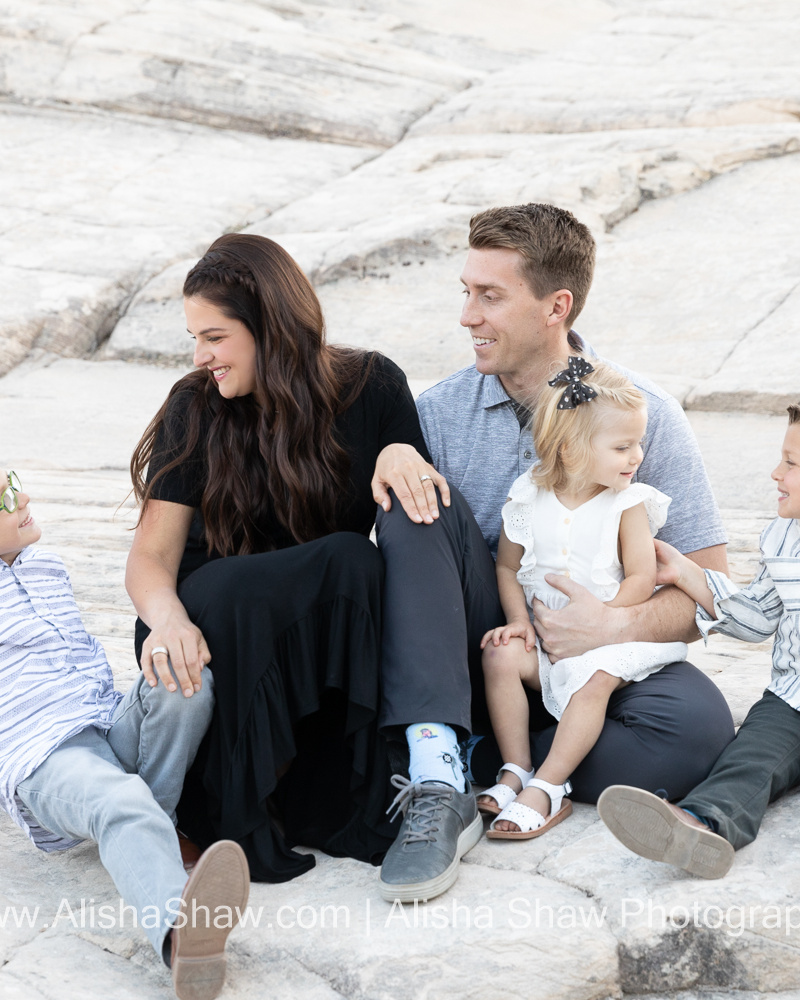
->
[0,104,372,376]
[410,6,800,138]
[107,123,800,387]
[0,0,523,147]
[580,153,800,410]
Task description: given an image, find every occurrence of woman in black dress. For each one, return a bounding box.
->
[126,233,428,881]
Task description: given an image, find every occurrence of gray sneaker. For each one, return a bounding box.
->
[379,775,483,902]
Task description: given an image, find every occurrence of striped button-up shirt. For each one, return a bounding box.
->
[0,548,121,850]
[698,517,800,710]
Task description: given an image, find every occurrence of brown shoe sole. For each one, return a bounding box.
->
[172,840,250,1000]
[597,785,734,879]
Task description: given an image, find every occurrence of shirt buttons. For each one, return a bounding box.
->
[524,450,532,459]
[563,570,571,578]
[562,548,568,555]
[564,518,570,525]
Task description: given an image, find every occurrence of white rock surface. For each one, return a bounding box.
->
[0,105,372,376]
[409,5,800,138]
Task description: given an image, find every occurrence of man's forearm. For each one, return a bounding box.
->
[609,584,700,645]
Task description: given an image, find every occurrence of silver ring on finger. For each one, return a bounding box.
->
[419,475,432,483]
[151,646,169,657]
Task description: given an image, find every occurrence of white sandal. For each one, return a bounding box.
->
[477,763,535,817]
[487,777,573,840]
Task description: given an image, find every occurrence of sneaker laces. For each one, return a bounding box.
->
[386,775,450,844]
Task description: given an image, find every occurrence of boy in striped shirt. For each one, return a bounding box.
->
[0,469,248,1000]
[599,403,800,879]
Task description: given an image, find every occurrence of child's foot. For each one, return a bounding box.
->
[487,777,573,840]
[477,763,534,816]
[491,785,551,833]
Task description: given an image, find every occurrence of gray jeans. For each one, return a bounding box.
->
[17,669,214,956]
[682,689,800,849]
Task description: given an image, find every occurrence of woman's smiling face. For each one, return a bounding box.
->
[185,296,258,399]
[0,470,41,565]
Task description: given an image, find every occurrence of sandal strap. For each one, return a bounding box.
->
[524,776,572,815]
[478,782,518,811]
[495,762,535,786]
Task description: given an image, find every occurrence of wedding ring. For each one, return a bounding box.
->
[151,646,169,657]
[419,475,432,483]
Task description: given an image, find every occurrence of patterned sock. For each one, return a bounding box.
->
[406,723,466,791]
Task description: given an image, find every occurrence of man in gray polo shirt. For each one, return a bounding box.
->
[373,203,734,904]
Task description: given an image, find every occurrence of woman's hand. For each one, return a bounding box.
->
[480,619,537,652]
[371,444,450,524]
[141,613,211,698]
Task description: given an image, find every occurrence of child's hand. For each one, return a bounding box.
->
[480,620,537,652]
[654,538,688,587]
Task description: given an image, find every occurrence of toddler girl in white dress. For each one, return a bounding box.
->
[478,357,687,839]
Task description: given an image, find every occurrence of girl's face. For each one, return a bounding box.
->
[588,407,647,492]
[186,296,258,399]
[772,422,800,519]
[0,470,41,566]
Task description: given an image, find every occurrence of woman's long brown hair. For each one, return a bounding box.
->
[130,234,370,555]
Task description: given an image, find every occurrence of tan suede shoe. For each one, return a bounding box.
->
[597,784,734,879]
[171,840,250,1000]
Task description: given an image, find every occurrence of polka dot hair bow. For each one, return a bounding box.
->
[548,356,598,409]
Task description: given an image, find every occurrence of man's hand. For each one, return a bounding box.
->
[371,443,450,524]
[533,574,623,660]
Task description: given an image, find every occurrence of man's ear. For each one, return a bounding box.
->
[546,289,573,328]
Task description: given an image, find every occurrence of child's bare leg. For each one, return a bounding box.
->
[494,670,624,832]
[478,638,540,806]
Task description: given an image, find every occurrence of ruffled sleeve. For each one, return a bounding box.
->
[501,468,539,547]
[501,468,540,584]
[590,483,672,590]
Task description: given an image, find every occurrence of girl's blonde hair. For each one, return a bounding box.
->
[531,358,646,494]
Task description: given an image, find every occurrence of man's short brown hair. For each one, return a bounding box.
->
[468,203,596,326]
[788,403,800,425]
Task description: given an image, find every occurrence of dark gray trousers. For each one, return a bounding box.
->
[681,690,800,849]
[376,486,735,804]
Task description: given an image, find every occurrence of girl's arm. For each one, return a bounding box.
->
[125,499,211,697]
[653,537,716,617]
[480,527,537,651]
[608,502,658,608]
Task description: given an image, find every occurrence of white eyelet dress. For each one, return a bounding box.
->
[502,470,689,720]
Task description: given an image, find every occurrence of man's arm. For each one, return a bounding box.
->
[533,543,729,660]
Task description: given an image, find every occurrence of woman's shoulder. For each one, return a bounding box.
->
[335,349,412,409]
[159,373,213,437]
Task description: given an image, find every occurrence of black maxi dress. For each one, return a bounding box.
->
[134,353,429,882]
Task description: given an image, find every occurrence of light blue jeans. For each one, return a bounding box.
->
[16,668,214,957]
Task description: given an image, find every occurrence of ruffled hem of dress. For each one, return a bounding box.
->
[540,640,689,720]
[178,594,394,883]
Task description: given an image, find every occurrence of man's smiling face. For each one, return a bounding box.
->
[459,247,554,387]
